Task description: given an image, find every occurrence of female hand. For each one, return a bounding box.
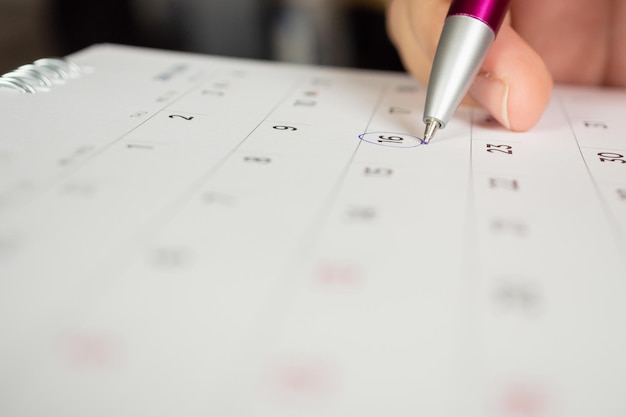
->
[386,0,626,130]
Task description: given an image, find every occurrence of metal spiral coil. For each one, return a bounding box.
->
[0,57,81,94]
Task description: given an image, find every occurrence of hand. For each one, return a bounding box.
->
[386,0,626,130]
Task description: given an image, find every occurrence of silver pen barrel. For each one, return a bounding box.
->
[422,15,495,142]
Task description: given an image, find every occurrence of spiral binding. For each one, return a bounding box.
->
[0,57,81,94]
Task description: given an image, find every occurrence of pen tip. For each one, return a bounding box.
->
[423,119,440,144]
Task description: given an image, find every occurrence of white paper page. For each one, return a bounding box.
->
[0,44,625,417]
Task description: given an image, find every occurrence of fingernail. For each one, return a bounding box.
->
[469,72,510,129]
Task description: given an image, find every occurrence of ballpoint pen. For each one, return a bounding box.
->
[422,0,512,143]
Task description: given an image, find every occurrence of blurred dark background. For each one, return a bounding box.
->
[0,0,404,74]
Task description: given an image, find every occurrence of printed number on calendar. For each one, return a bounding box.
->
[486,144,513,155]
[598,152,626,164]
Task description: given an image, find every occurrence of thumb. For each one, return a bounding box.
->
[468,23,553,131]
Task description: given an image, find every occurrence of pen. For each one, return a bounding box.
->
[422,0,512,143]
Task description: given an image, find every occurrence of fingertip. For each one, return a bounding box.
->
[506,71,553,132]
[469,25,553,131]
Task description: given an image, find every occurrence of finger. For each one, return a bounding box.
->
[607,0,626,86]
[386,0,450,84]
[511,0,611,85]
[387,0,553,131]
[468,24,553,131]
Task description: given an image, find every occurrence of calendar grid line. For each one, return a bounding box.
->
[182,82,393,412]
[6,71,220,214]
[558,94,626,258]
[443,107,491,417]
[265,76,389,264]
[78,70,217,159]
[4,82,225,233]
[465,108,483,279]
[3,44,626,417]
[93,75,311,278]
[282,83,390,262]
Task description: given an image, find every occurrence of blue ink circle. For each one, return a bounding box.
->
[358,132,424,148]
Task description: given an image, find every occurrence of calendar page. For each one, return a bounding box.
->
[1,44,625,416]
